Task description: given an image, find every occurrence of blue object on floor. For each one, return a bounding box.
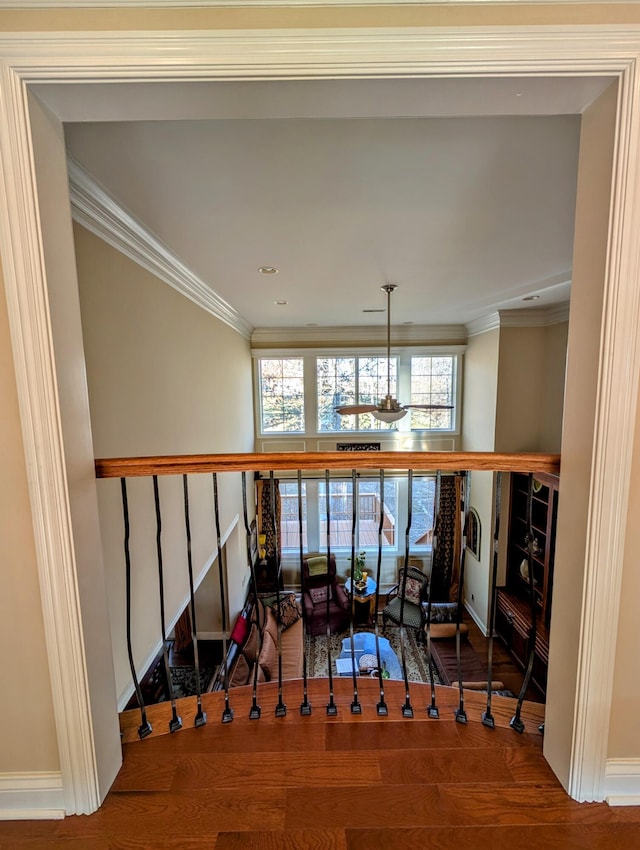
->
[338,632,402,679]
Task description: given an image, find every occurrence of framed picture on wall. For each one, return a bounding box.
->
[466,507,481,560]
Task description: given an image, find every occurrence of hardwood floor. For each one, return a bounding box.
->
[1,679,639,848]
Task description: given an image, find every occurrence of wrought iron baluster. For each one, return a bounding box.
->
[270,472,287,718]
[399,469,414,719]
[182,474,207,728]
[454,471,471,725]
[298,470,311,716]
[511,472,537,734]
[348,469,361,714]
[241,472,261,720]
[121,477,152,739]
[212,473,233,724]
[152,476,182,733]
[483,470,502,730]
[325,469,337,716]
[374,468,388,716]
[424,469,441,719]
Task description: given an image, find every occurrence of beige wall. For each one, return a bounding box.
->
[0,268,60,774]
[609,387,640,756]
[542,322,569,452]
[75,225,255,704]
[461,328,499,630]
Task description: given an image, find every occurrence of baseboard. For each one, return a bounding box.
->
[604,759,640,805]
[463,599,488,635]
[0,771,65,820]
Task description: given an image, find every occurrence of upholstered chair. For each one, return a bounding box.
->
[301,553,350,636]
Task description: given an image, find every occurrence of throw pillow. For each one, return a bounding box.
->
[272,593,302,629]
[242,622,260,661]
[229,653,251,687]
[257,630,277,681]
[264,606,279,645]
[403,576,423,605]
[309,585,332,605]
[229,613,249,646]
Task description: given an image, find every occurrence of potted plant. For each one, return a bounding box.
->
[349,551,366,583]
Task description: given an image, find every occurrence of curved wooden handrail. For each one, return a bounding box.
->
[95,451,560,479]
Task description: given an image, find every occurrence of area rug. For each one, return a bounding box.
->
[169,667,213,699]
[305,626,441,684]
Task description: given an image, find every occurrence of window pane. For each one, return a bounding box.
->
[410,356,454,430]
[318,479,397,549]
[280,481,307,551]
[410,475,437,547]
[317,356,398,432]
[259,358,305,432]
[317,357,356,431]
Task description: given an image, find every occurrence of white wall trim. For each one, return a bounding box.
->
[464,598,488,636]
[0,24,638,813]
[0,772,64,821]
[466,305,570,337]
[0,0,635,6]
[251,324,467,346]
[604,759,640,806]
[68,159,252,340]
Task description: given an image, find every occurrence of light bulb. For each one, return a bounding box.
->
[372,408,406,423]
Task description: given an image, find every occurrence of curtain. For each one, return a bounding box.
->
[256,477,281,561]
[430,474,464,602]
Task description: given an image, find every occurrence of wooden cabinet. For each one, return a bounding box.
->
[496,471,558,696]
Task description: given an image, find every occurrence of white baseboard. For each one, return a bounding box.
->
[604,759,640,805]
[463,599,488,635]
[0,772,65,820]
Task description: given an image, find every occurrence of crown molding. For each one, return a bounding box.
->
[0,0,634,6]
[250,323,467,347]
[68,158,253,339]
[466,304,570,336]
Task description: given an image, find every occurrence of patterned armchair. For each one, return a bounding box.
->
[382,565,430,640]
[301,553,350,636]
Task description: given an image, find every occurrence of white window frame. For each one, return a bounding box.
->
[253,346,464,438]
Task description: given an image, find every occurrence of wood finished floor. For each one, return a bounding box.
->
[2,679,640,849]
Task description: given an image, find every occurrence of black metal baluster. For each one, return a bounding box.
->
[348,469,361,715]
[424,470,441,719]
[482,471,502,730]
[454,471,471,725]
[511,472,537,734]
[242,473,261,721]
[152,476,182,734]
[399,469,414,719]
[182,474,207,728]
[325,469,337,716]
[121,477,152,739]
[212,473,233,724]
[374,469,388,716]
[298,470,312,716]
[270,472,287,718]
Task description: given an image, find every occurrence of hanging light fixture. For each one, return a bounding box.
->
[335,284,453,423]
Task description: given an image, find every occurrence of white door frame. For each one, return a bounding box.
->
[0,26,639,813]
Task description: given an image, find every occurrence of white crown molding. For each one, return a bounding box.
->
[466,304,570,336]
[0,23,638,816]
[0,772,64,821]
[68,159,253,340]
[250,324,467,347]
[0,0,636,6]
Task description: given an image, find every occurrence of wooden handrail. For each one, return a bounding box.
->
[95,451,560,479]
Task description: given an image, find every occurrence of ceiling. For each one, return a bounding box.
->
[56,76,612,331]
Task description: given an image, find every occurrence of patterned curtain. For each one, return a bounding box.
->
[256,478,281,561]
[430,474,464,602]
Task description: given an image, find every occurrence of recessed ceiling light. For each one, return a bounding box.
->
[523,295,540,302]
[274,300,288,306]
[258,266,279,275]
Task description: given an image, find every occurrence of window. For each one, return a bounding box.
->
[255,348,462,436]
[410,355,456,431]
[317,356,397,432]
[258,358,304,433]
